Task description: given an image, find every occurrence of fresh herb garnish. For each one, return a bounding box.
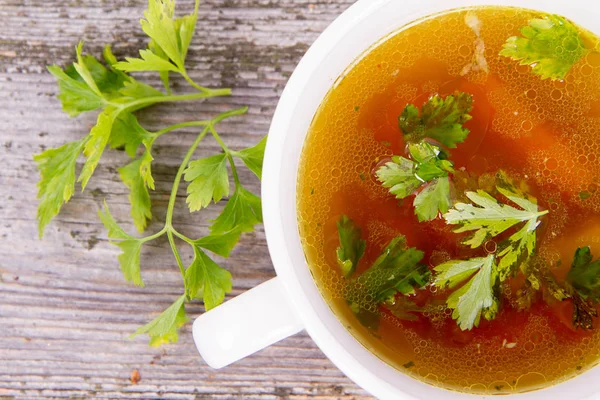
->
[36,0,266,346]
[399,92,473,148]
[385,296,424,321]
[362,236,429,301]
[530,248,600,330]
[444,184,548,280]
[434,254,498,330]
[567,247,600,303]
[377,141,454,221]
[336,215,366,277]
[499,14,588,80]
[335,216,430,327]
[130,294,189,347]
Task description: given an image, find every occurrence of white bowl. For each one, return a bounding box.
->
[196,1,600,398]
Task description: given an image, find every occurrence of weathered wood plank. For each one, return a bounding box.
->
[0,0,373,398]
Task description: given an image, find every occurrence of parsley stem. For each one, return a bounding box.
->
[172,229,195,245]
[167,230,186,279]
[165,125,211,228]
[112,89,232,112]
[153,120,211,139]
[162,106,249,279]
[140,226,168,243]
[209,125,241,186]
[181,70,210,93]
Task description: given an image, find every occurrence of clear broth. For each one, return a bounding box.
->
[297,6,600,395]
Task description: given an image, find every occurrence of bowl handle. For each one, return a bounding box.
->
[192,277,304,368]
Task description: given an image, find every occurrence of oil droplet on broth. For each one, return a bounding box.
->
[297,5,600,395]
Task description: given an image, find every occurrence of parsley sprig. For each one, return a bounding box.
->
[522,248,600,330]
[377,93,474,222]
[434,174,548,330]
[35,0,266,346]
[500,14,588,80]
[434,254,498,330]
[400,92,473,148]
[444,185,548,279]
[335,216,430,328]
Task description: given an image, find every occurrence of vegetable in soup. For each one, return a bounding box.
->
[297,6,600,394]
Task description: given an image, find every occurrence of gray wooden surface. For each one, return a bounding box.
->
[0,0,372,398]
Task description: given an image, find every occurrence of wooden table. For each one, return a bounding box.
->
[0,0,372,398]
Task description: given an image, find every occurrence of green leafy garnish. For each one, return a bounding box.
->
[185,245,233,310]
[36,1,266,346]
[499,14,588,80]
[434,254,498,330]
[568,247,600,303]
[209,186,263,234]
[376,156,422,199]
[231,136,267,180]
[130,295,189,347]
[119,155,154,232]
[116,0,202,91]
[377,141,454,221]
[399,92,473,148]
[347,236,429,327]
[363,236,429,301]
[98,203,145,287]
[184,154,230,211]
[533,249,599,330]
[336,217,430,328]
[336,215,366,277]
[444,186,548,279]
[385,296,423,321]
[414,176,452,222]
[33,139,85,238]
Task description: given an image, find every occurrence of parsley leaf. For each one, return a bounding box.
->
[376,156,422,198]
[444,186,548,280]
[400,92,473,148]
[336,215,366,277]
[359,236,428,301]
[97,200,129,239]
[115,49,180,73]
[184,154,230,211]
[130,295,189,347]
[185,245,232,310]
[444,188,547,248]
[345,234,429,329]
[116,240,145,287]
[232,136,268,180]
[499,14,587,80]
[73,41,104,97]
[414,176,452,222]
[434,254,499,330]
[118,78,165,99]
[209,186,262,234]
[98,203,144,287]
[141,0,184,70]
[568,247,600,303]
[47,65,105,117]
[131,0,201,78]
[109,112,153,158]
[384,296,423,321]
[571,293,598,330]
[119,154,154,232]
[78,108,117,190]
[193,230,242,258]
[377,142,454,222]
[34,139,85,237]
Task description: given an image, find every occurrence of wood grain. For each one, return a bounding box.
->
[0,0,373,398]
